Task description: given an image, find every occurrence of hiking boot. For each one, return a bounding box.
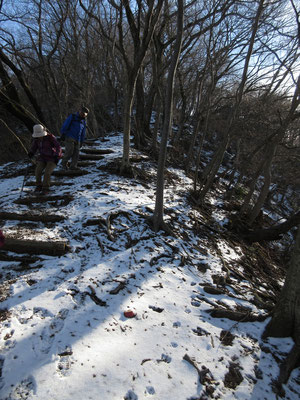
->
[34,185,42,192]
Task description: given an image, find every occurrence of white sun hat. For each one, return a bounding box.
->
[32,124,47,138]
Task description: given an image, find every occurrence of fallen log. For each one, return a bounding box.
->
[53,170,89,177]
[0,211,66,223]
[2,237,70,256]
[208,308,268,322]
[25,181,73,187]
[0,251,40,263]
[242,211,300,243]
[81,148,114,155]
[14,194,73,205]
[79,154,105,160]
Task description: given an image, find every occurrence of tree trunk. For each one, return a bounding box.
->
[263,224,300,339]
[121,77,137,172]
[243,212,300,243]
[134,70,148,149]
[151,0,184,232]
[263,225,300,385]
[248,142,277,224]
[0,60,36,131]
[239,157,266,215]
[0,49,46,124]
[197,0,266,203]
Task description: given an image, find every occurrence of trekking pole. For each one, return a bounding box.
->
[19,162,34,197]
[20,165,29,197]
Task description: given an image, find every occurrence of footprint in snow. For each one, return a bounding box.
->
[57,345,73,377]
[33,307,54,319]
[6,375,36,400]
[124,389,138,400]
[145,386,155,395]
[32,308,69,355]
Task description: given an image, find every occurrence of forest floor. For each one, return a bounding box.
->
[0,132,299,400]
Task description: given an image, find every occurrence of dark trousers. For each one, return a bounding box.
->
[35,161,56,188]
[62,137,80,168]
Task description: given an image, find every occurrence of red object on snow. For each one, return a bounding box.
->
[0,230,5,248]
[124,310,136,318]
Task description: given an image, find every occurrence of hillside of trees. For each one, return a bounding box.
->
[0,0,300,383]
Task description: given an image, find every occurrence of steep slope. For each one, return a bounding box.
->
[0,133,298,400]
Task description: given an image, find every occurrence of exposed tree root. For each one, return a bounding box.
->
[208,308,269,322]
[147,215,176,237]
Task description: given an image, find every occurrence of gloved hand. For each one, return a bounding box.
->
[80,142,83,148]
[60,134,66,141]
[54,156,59,164]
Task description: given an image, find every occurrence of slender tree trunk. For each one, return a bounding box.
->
[262,225,300,386]
[121,77,137,171]
[134,70,147,148]
[197,0,266,203]
[151,0,184,232]
[0,60,36,131]
[265,224,300,338]
[248,142,276,224]
[239,157,266,215]
[151,94,162,153]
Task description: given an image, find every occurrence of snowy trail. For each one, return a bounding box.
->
[0,134,299,400]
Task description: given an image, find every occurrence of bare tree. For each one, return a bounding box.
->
[196,0,266,204]
[150,0,184,233]
[79,0,163,172]
[262,224,300,391]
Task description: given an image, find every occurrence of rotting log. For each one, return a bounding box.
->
[14,194,73,205]
[2,237,70,256]
[25,181,73,187]
[0,211,66,223]
[0,251,40,263]
[53,170,89,177]
[81,148,114,155]
[79,154,105,160]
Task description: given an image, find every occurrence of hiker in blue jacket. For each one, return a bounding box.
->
[60,106,89,170]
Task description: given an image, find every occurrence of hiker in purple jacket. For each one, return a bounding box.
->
[28,124,62,194]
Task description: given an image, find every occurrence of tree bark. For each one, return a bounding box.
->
[263,225,300,386]
[151,0,184,232]
[263,224,300,339]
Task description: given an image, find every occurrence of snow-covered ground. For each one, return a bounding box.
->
[0,133,299,400]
